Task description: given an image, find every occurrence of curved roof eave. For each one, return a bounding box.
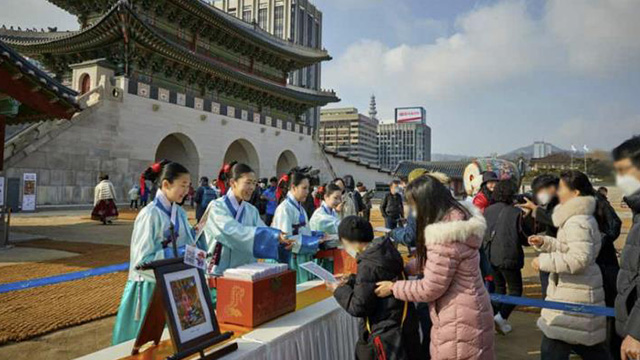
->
[41,0,331,64]
[0,5,338,106]
[177,0,331,62]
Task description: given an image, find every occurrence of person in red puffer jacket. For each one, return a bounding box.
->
[473,171,499,213]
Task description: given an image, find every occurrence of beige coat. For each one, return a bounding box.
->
[94,180,116,205]
[535,196,606,346]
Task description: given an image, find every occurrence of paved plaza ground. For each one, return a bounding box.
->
[0,189,633,360]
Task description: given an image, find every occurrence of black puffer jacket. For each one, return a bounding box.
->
[381,192,404,219]
[334,237,422,360]
[483,202,531,270]
[594,192,622,267]
[616,190,640,339]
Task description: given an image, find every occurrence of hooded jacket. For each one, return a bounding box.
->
[392,203,495,360]
[334,237,422,360]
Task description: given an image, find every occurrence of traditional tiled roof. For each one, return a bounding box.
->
[393,161,468,180]
[176,0,331,62]
[0,39,79,124]
[0,3,338,110]
[322,146,392,174]
[0,27,77,42]
[529,153,572,164]
[41,0,330,65]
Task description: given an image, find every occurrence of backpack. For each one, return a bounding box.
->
[342,191,359,218]
[483,206,508,267]
[201,187,217,209]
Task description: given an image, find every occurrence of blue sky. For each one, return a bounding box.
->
[3,0,639,155]
[317,0,640,155]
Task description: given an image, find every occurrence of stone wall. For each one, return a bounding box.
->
[323,155,394,189]
[5,75,393,207]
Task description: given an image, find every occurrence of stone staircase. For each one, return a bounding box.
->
[3,85,104,169]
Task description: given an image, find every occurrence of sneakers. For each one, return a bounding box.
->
[494,313,512,335]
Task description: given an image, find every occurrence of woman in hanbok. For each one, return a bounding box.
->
[112,160,205,345]
[272,171,326,284]
[309,183,343,235]
[203,163,293,302]
[92,173,119,224]
[309,183,343,272]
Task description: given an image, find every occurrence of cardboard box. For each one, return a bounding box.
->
[216,270,296,328]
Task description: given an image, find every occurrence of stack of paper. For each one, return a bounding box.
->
[222,262,289,281]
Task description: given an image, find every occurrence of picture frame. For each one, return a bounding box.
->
[133,257,237,360]
[156,261,217,352]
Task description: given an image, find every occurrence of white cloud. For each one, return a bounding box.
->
[322,0,640,153]
[545,0,640,76]
[324,0,640,118]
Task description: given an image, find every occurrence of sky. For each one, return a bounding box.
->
[2,0,639,156]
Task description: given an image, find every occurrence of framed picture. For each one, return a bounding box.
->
[154,261,219,353]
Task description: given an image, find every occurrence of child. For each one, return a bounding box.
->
[272,170,325,284]
[328,216,422,360]
[203,163,293,302]
[128,184,140,210]
[374,175,494,360]
[112,161,205,345]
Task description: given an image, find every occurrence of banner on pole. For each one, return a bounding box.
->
[22,173,36,211]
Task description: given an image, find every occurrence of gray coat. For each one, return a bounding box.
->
[616,190,640,339]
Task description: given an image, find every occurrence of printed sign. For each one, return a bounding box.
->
[395,107,426,124]
[22,173,37,211]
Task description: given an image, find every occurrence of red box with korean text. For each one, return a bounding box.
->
[315,249,358,275]
[215,270,296,328]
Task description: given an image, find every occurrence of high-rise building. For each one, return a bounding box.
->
[533,141,553,159]
[319,107,379,165]
[378,122,432,171]
[212,0,325,131]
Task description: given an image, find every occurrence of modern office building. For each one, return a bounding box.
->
[319,107,379,165]
[533,141,553,159]
[212,0,325,131]
[378,122,432,171]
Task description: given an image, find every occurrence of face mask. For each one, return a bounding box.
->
[537,192,552,206]
[617,174,640,197]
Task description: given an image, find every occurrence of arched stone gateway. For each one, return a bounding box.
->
[223,139,260,176]
[155,133,200,185]
[276,150,298,176]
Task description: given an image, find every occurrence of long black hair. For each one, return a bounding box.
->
[406,175,470,270]
[277,167,311,204]
[323,183,342,199]
[559,170,595,197]
[140,159,189,194]
[491,180,516,204]
[343,175,356,192]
